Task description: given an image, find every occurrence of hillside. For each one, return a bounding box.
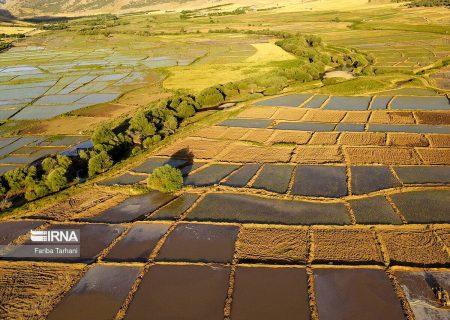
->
[1,0,396,18]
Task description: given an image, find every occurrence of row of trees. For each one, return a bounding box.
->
[0,154,78,208]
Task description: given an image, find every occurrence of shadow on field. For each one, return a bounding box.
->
[171,147,194,164]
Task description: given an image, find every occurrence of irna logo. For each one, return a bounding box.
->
[31,230,80,243]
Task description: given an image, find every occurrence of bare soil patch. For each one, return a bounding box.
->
[236,226,308,263]
[302,110,346,123]
[0,261,85,320]
[240,129,274,144]
[414,111,450,125]
[269,131,311,144]
[219,127,250,140]
[345,147,421,165]
[157,137,231,159]
[293,146,343,163]
[220,143,294,163]
[312,228,383,264]
[271,108,308,121]
[31,189,118,221]
[369,111,416,124]
[308,132,339,145]
[378,227,449,266]
[427,134,450,147]
[339,132,386,146]
[387,133,429,147]
[237,107,277,119]
[342,111,370,123]
[416,148,450,165]
[192,126,228,139]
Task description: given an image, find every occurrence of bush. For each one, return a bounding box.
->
[147,165,183,193]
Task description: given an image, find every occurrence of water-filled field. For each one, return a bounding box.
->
[0,46,197,120]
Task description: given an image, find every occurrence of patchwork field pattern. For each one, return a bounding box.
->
[8,92,445,320]
[0,135,90,171]
[0,46,198,120]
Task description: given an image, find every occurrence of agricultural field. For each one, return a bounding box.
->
[0,0,449,319]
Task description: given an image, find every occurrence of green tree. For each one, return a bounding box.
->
[147,165,183,193]
[88,151,113,177]
[3,168,28,193]
[129,111,157,136]
[25,182,50,201]
[46,167,68,192]
[161,115,179,136]
[197,87,225,107]
[174,101,196,119]
[220,82,240,98]
[92,125,117,145]
[42,157,57,173]
[56,155,72,170]
[143,135,161,149]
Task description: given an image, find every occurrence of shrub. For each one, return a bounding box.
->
[147,165,183,193]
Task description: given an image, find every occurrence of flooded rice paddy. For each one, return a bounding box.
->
[0,46,197,120]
